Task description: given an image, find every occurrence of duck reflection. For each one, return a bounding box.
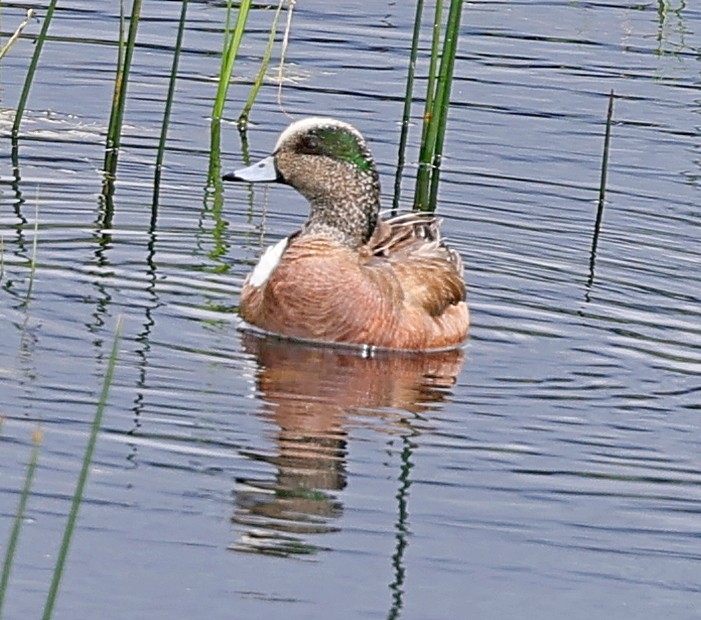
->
[231,331,465,556]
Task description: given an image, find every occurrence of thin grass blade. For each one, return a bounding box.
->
[152,0,189,217]
[22,198,39,306]
[586,89,615,295]
[0,427,43,617]
[0,9,35,61]
[212,0,253,125]
[11,0,59,138]
[41,318,123,620]
[210,0,253,184]
[103,0,143,188]
[238,0,284,129]
[274,0,296,112]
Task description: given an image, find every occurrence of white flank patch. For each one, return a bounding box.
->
[248,237,288,287]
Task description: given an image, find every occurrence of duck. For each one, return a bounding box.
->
[223,117,469,351]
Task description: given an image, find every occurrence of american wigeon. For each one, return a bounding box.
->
[223,117,469,351]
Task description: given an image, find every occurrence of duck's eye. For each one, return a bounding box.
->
[302,135,320,153]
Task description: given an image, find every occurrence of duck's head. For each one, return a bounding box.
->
[224,117,381,248]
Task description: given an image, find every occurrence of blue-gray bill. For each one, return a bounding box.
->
[222,155,278,183]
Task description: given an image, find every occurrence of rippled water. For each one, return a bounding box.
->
[1,1,700,619]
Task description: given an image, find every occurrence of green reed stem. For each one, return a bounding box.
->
[0,427,43,617]
[417,1,444,151]
[11,1,59,138]
[209,0,253,184]
[106,0,126,155]
[587,89,615,293]
[41,317,123,620]
[597,89,615,213]
[392,0,424,215]
[427,0,463,209]
[117,0,126,88]
[414,0,444,211]
[414,0,463,212]
[238,0,284,129]
[222,0,234,52]
[212,0,253,133]
[103,0,142,186]
[152,0,189,218]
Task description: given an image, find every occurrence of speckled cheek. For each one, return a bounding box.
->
[275,151,311,186]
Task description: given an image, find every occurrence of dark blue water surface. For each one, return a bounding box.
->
[1,1,700,619]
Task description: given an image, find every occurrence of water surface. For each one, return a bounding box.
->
[1,1,700,619]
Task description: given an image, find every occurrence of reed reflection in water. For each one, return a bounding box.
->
[231,332,465,556]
